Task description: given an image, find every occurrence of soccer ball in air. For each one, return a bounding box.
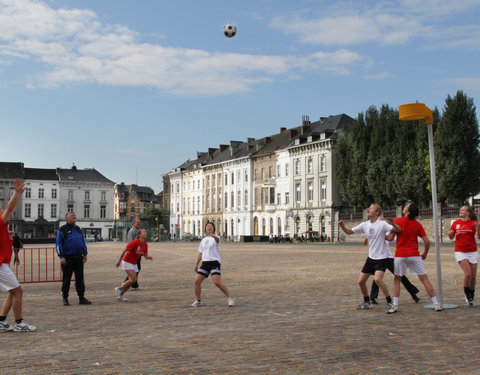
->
[223,24,237,38]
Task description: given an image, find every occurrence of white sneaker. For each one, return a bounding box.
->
[191,299,202,307]
[228,297,235,307]
[434,304,443,312]
[386,303,398,314]
[13,320,36,332]
[115,286,122,299]
[0,319,14,332]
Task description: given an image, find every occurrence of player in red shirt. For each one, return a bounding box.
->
[115,228,153,301]
[387,202,441,313]
[449,205,480,306]
[0,178,36,332]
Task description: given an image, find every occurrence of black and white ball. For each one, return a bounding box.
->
[223,24,237,38]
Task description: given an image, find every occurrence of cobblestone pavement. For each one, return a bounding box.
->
[1,241,480,374]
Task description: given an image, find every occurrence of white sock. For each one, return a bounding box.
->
[393,297,399,306]
[431,296,438,305]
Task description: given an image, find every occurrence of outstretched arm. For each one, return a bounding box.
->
[338,220,354,235]
[1,178,25,223]
[420,236,430,260]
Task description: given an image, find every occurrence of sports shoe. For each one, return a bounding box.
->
[386,303,398,314]
[0,319,14,332]
[115,286,122,299]
[191,299,202,307]
[79,297,92,305]
[228,297,235,307]
[434,304,443,312]
[63,297,70,306]
[412,294,420,303]
[13,320,36,332]
[370,298,378,305]
[356,301,372,310]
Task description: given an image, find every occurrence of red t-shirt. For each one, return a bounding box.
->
[0,217,13,265]
[123,239,148,264]
[450,219,478,253]
[394,216,427,257]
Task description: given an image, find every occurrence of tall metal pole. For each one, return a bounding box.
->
[427,122,443,305]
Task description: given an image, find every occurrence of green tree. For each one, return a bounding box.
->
[435,91,480,204]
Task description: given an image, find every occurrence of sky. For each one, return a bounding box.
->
[1,0,480,194]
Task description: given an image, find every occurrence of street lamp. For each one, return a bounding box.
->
[398,103,457,309]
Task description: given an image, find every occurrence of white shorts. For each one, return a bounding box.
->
[394,256,426,276]
[121,260,139,272]
[0,263,20,291]
[455,251,479,264]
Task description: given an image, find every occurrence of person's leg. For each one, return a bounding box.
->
[61,257,74,299]
[72,257,85,299]
[0,292,13,317]
[194,274,206,300]
[131,258,141,289]
[373,270,390,299]
[211,274,231,297]
[121,270,137,295]
[358,272,370,297]
[470,263,477,300]
[370,279,379,300]
[0,286,23,321]
[418,274,436,298]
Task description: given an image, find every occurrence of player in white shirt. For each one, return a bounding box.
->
[191,222,235,307]
[339,204,400,310]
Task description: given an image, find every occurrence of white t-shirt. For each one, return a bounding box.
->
[197,236,221,263]
[352,220,393,260]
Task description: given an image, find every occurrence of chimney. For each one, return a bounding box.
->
[280,127,287,133]
[289,129,298,139]
[219,144,229,152]
[230,140,243,156]
[301,115,311,135]
[263,136,271,143]
[247,137,255,143]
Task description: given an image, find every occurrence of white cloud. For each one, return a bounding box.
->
[270,0,480,48]
[0,0,370,95]
[364,71,394,80]
[446,77,480,92]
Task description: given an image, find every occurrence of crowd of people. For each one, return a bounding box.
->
[1,179,479,333]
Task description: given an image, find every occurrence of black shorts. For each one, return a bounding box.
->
[361,257,391,275]
[197,261,221,278]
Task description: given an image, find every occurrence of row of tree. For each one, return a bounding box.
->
[334,90,480,210]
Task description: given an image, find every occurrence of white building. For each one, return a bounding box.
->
[57,166,115,241]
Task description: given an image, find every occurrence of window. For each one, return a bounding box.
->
[277,164,281,177]
[206,193,210,209]
[231,172,234,185]
[231,191,234,208]
[225,173,228,185]
[25,188,31,198]
[237,190,241,210]
[308,181,314,201]
[269,187,275,204]
[320,155,326,171]
[84,204,90,218]
[212,194,215,211]
[285,192,290,205]
[171,183,174,193]
[51,204,57,218]
[254,188,258,206]
[25,203,31,218]
[197,197,200,212]
[38,188,44,199]
[212,175,215,187]
[254,169,258,181]
[285,163,289,176]
[206,176,210,188]
[38,203,44,218]
[52,188,57,199]
[218,174,222,186]
[84,191,90,201]
[244,169,248,182]
[176,202,179,212]
[262,188,267,204]
[176,183,179,193]
[218,193,221,211]
[268,166,273,178]
[100,191,106,201]
[295,183,301,202]
[261,168,265,180]
[67,204,74,213]
[295,160,301,175]
[308,158,313,173]
[225,192,228,209]
[68,190,74,200]
[244,189,248,209]
[321,179,327,201]
[277,193,281,205]
[100,205,106,218]
[237,170,240,184]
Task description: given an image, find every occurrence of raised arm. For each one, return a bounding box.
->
[338,220,354,235]
[420,236,431,260]
[1,178,25,223]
